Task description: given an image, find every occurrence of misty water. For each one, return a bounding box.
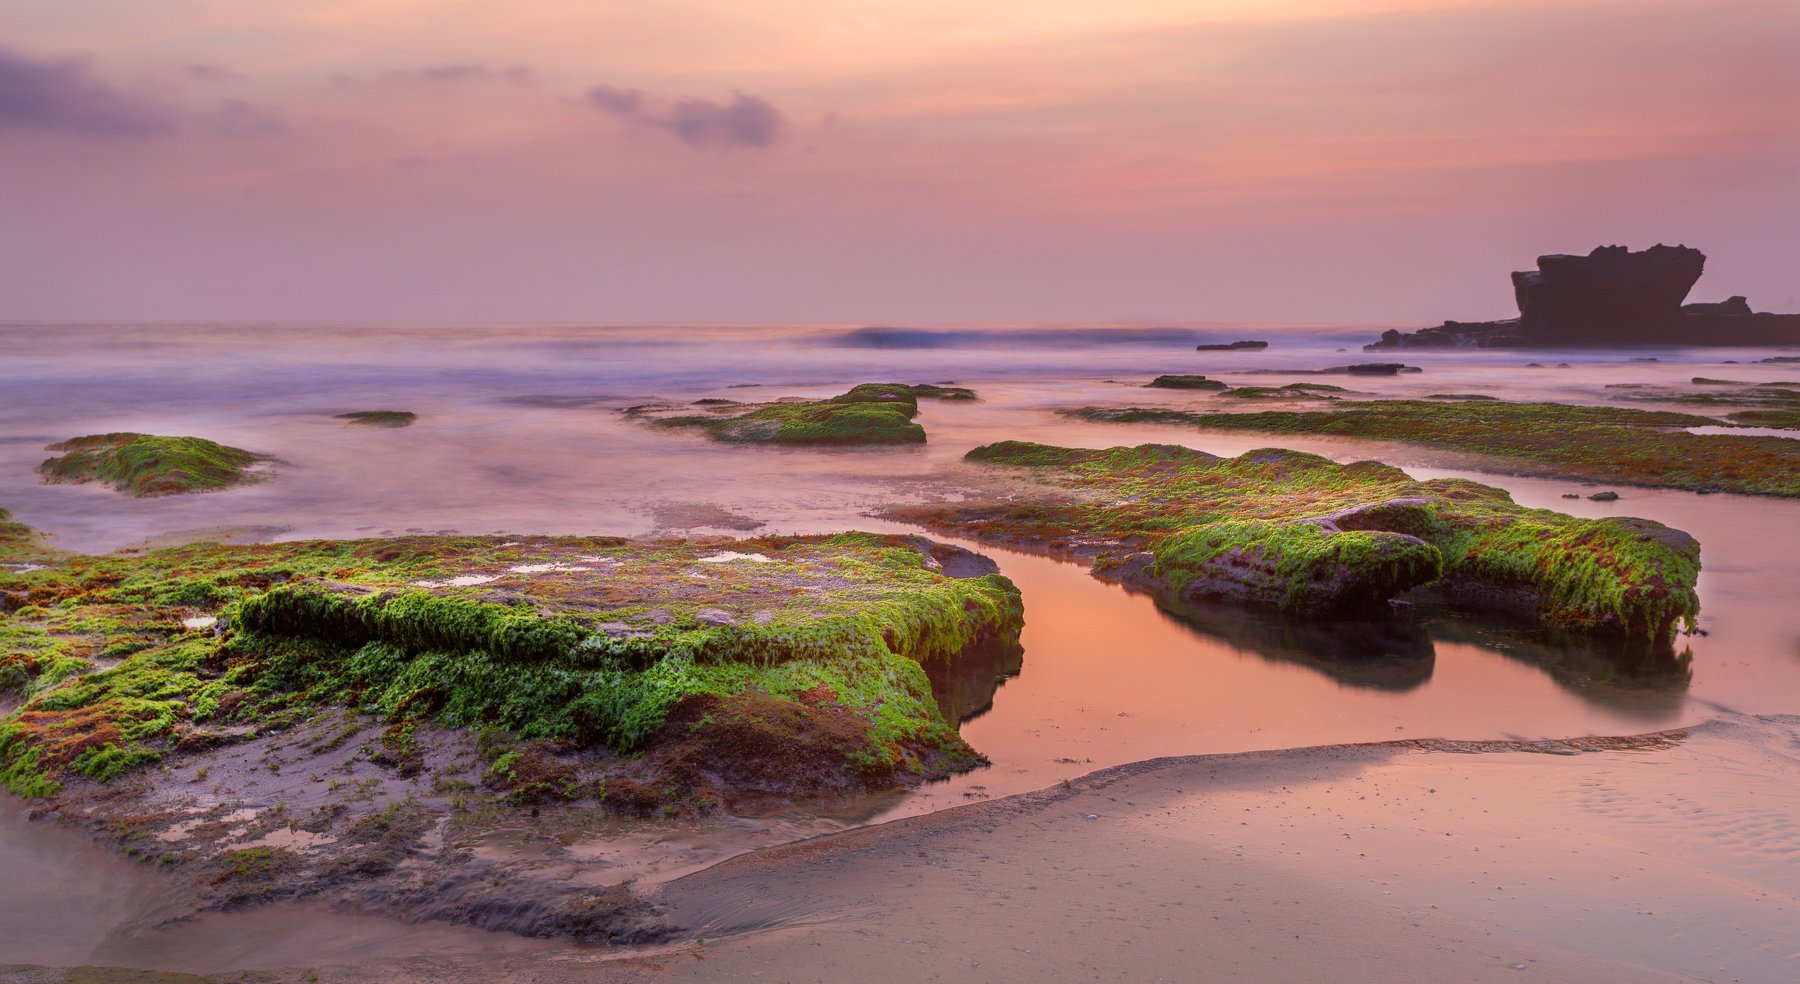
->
[4,321,1800,972]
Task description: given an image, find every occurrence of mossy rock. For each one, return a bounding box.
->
[907,383,979,401]
[1220,383,1346,399]
[632,383,931,445]
[890,441,1699,645]
[1066,400,1800,498]
[1151,518,1442,616]
[37,434,271,497]
[1146,375,1228,391]
[1726,409,1800,429]
[336,411,417,428]
[0,519,1023,798]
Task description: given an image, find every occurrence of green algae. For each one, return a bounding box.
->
[1219,383,1347,399]
[1726,409,1800,429]
[336,411,417,428]
[1066,400,1800,497]
[636,383,929,445]
[893,441,1699,645]
[1153,519,1442,615]
[907,384,979,401]
[37,434,270,497]
[1146,375,1229,391]
[0,521,1022,797]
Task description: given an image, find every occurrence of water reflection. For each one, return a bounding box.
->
[1425,613,1692,714]
[1142,593,1435,691]
[1110,579,1689,709]
[922,635,1026,724]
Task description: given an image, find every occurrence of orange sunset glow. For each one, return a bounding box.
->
[4,0,1796,321]
[5,4,1800,983]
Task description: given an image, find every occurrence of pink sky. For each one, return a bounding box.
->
[2,0,1795,323]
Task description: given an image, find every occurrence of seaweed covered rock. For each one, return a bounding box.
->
[1065,400,1800,497]
[1194,340,1268,351]
[336,411,417,428]
[1146,375,1229,391]
[1148,518,1441,617]
[628,383,939,445]
[890,442,1700,647]
[37,433,271,496]
[0,524,1022,800]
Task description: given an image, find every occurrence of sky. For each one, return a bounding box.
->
[1,0,1796,324]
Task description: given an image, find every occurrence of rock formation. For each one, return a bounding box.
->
[1367,245,1800,349]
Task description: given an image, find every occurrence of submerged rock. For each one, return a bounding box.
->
[1146,374,1229,390]
[1194,340,1269,351]
[1064,399,1800,498]
[335,410,416,428]
[626,382,969,445]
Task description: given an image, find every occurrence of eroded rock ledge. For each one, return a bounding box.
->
[1368,244,1800,349]
[888,442,1700,646]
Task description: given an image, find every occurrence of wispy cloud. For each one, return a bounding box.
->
[587,86,786,148]
[334,64,536,87]
[0,47,173,137]
[185,63,243,83]
[203,98,286,137]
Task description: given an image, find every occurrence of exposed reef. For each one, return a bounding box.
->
[1146,375,1229,391]
[0,512,1023,938]
[626,383,974,445]
[1066,401,1800,497]
[888,441,1700,648]
[336,411,417,428]
[37,434,271,497]
[1194,340,1268,351]
[0,526,1020,801]
[1219,383,1347,399]
[1238,363,1421,376]
[1367,244,1800,349]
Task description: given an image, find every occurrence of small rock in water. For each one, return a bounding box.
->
[1561,493,1580,499]
[1588,491,1620,501]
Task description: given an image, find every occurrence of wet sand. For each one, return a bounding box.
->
[15,715,1795,983]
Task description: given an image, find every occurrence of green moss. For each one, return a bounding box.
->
[336,411,417,428]
[0,519,1023,796]
[894,441,1699,644]
[635,384,930,445]
[37,434,270,497]
[1726,409,1800,429]
[907,384,979,401]
[1153,519,1443,615]
[1066,400,1800,497]
[1219,383,1346,399]
[1146,375,1229,391]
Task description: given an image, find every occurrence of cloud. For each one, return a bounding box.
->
[186,63,243,83]
[334,64,536,87]
[587,85,787,148]
[0,47,173,137]
[203,98,286,137]
[586,85,642,115]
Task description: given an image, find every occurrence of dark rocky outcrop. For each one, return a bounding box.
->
[1195,340,1268,351]
[1367,245,1800,350]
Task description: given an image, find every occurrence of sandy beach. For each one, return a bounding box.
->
[13,714,1792,984]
